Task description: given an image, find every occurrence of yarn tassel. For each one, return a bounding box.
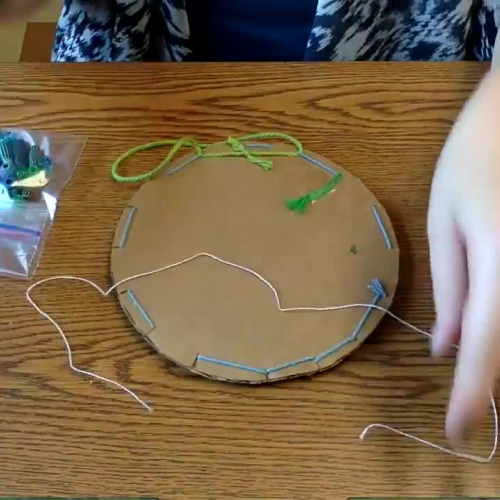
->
[286,173,343,214]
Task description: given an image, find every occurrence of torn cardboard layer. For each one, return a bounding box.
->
[110,142,400,384]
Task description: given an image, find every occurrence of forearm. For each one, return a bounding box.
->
[444,62,500,168]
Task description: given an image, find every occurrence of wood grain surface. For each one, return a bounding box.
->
[0,62,495,498]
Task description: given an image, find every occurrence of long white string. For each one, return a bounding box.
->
[27,276,153,412]
[27,252,497,462]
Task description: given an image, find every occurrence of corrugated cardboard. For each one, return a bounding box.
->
[110,143,399,383]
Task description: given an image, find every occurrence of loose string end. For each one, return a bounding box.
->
[286,173,343,214]
[27,277,153,413]
[77,367,153,412]
[359,419,495,464]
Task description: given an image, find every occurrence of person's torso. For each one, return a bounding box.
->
[53,0,499,63]
[186,0,318,61]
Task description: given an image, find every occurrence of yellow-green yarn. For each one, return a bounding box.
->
[110,132,340,214]
[111,132,303,183]
[225,137,272,171]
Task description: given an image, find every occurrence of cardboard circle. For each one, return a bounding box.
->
[111,142,399,384]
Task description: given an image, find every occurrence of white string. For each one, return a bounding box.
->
[27,277,153,412]
[26,252,497,462]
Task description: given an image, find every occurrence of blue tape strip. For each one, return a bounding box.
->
[371,205,393,250]
[167,154,201,177]
[314,289,382,364]
[300,153,338,176]
[245,143,273,149]
[127,290,155,331]
[119,206,137,248]
[197,355,267,375]
[197,279,386,376]
[0,222,41,237]
[266,355,316,375]
[163,146,337,180]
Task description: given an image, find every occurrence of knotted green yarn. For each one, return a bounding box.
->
[111,132,341,214]
[226,137,273,171]
[111,132,302,183]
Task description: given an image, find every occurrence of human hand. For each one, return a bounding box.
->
[428,67,500,444]
[0,0,48,21]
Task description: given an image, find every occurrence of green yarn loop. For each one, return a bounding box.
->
[111,132,303,183]
[111,132,342,215]
[286,173,343,214]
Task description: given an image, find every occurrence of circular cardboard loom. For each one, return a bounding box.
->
[111,142,400,384]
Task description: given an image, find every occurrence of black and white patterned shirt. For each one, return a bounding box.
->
[52,0,500,62]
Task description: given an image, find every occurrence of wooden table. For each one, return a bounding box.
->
[0,62,496,498]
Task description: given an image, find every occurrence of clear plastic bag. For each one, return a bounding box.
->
[0,129,85,279]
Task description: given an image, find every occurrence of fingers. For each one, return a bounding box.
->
[446,237,500,444]
[428,190,467,357]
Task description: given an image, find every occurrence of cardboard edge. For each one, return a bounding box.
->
[267,360,319,381]
[110,147,402,385]
[301,149,400,254]
[194,358,267,383]
[118,289,156,336]
[147,328,199,368]
[125,289,397,386]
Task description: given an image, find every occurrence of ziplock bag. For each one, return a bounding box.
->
[0,129,85,279]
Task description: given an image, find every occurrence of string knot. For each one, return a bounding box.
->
[369,278,386,299]
[226,137,273,171]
